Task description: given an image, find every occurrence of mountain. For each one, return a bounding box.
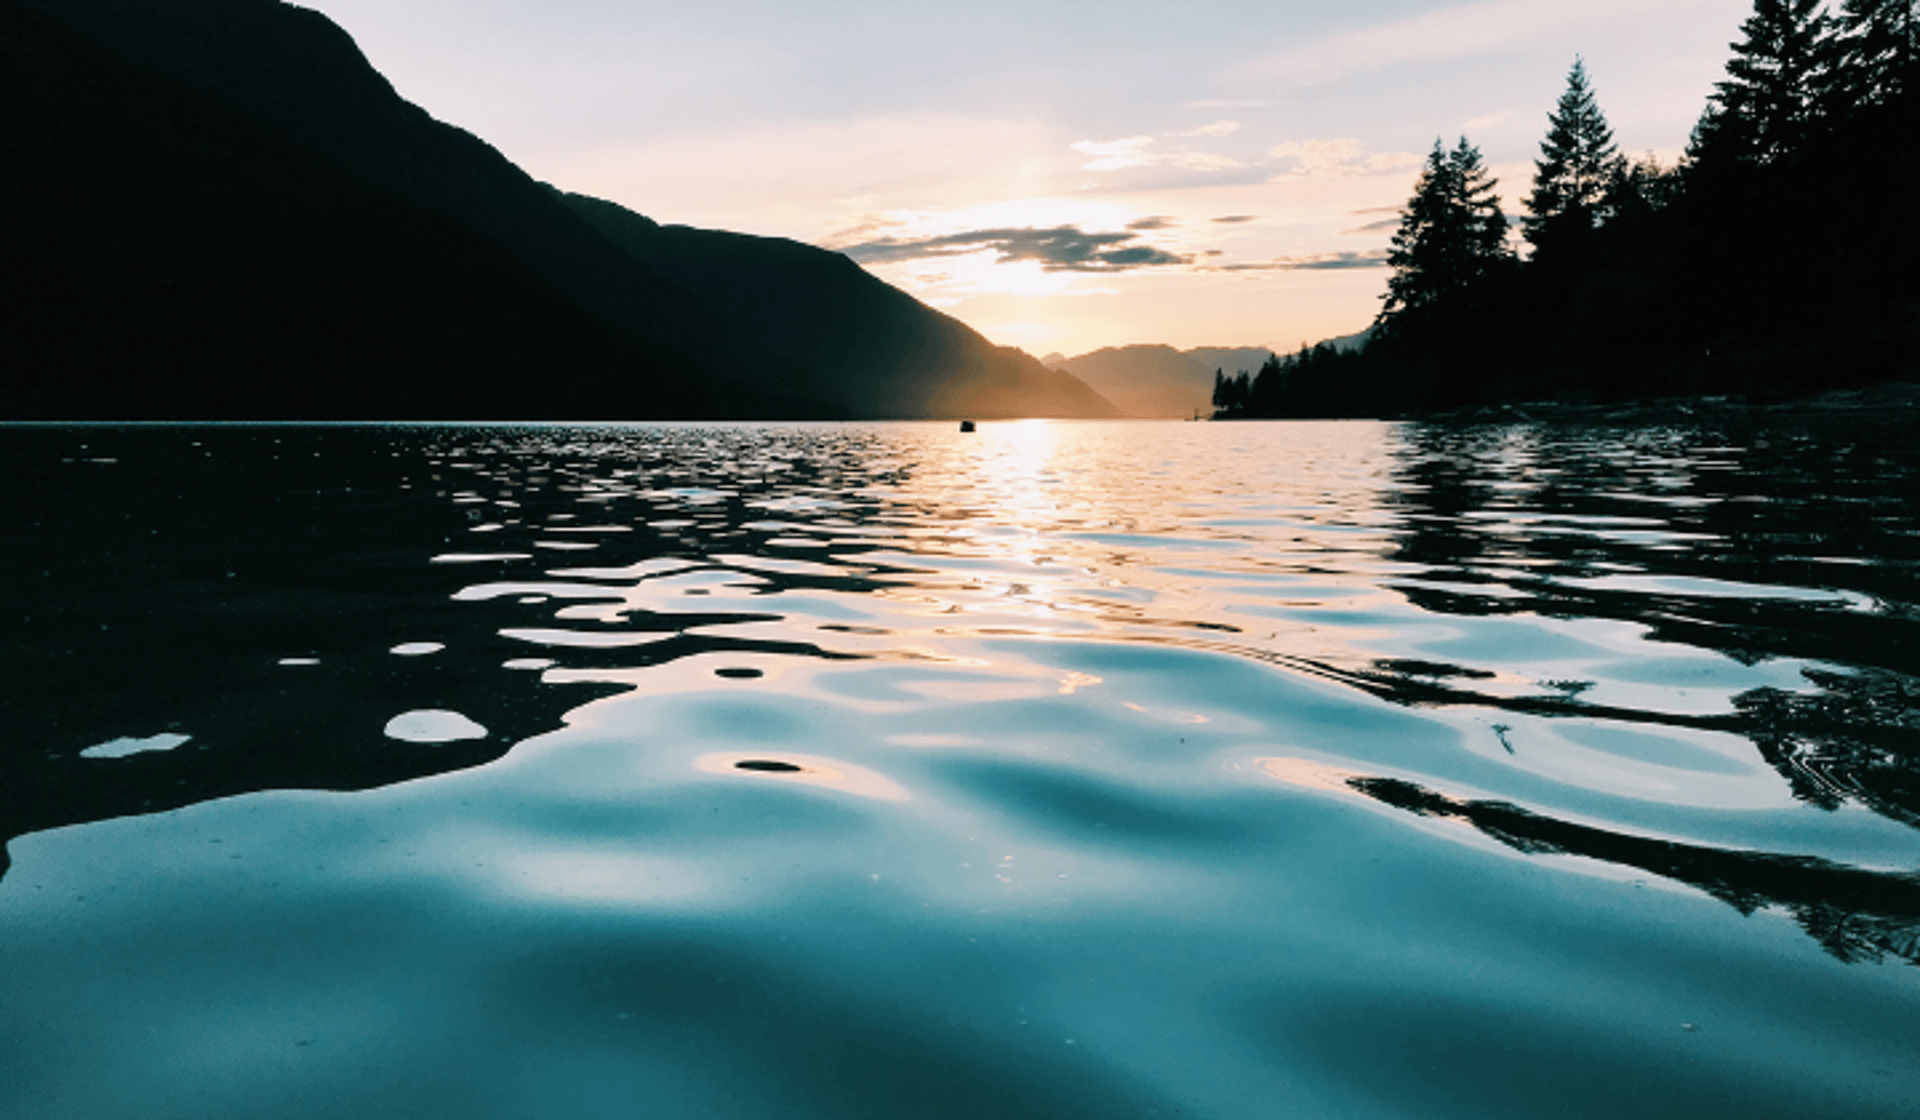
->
[1,0,726,419]
[3,0,1114,420]
[1045,345,1275,418]
[560,195,1115,419]
[1319,327,1375,353]
[1184,347,1281,377]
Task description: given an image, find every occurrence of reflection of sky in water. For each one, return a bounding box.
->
[2,420,1917,1119]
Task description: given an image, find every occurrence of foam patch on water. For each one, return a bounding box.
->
[80,732,192,759]
[384,710,488,743]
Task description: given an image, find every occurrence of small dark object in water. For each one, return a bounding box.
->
[715,667,764,679]
[959,420,976,432]
[736,759,802,773]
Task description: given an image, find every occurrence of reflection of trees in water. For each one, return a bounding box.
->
[0,427,902,881]
[1350,420,1920,965]
[1373,419,1920,831]
[1347,774,1920,967]
[1738,668,1920,829]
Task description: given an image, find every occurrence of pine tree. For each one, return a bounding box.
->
[1524,58,1626,258]
[1826,0,1918,111]
[1451,139,1512,267]
[1211,368,1252,414]
[1380,138,1512,323]
[1602,154,1681,222]
[1246,351,1289,414]
[1694,0,1832,166]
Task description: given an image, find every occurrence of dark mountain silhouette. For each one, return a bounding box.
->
[1,0,734,419]
[560,195,1117,419]
[1046,345,1275,417]
[3,0,1114,419]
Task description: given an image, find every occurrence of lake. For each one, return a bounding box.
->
[2,418,1916,1119]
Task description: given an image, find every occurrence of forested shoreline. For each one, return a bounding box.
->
[1216,0,1919,419]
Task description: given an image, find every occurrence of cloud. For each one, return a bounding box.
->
[1268,138,1421,178]
[1071,135,1244,173]
[839,225,1193,272]
[1128,216,1177,230]
[1340,217,1403,234]
[1211,214,1258,223]
[1173,151,1245,171]
[1185,99,1277,109]
[1215,251,1390,272]
[1185,119,1241,137]
[1071,135,1158,171]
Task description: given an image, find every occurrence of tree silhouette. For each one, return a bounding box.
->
[1824,0,1919,111]
[1211,367,1252,415]
[1234,0,1918,416]
[1379,138,1511,326]
[1524,58,1626,260]
[1693,0,1832,166]
[1602,154,1683,224]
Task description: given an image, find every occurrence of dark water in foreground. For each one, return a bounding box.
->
[2,419,1916,1119]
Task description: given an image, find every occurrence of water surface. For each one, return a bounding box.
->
[2,419,1916,1118]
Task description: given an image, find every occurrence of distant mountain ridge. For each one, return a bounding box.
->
[2,0,1115,419]
[1044,345,1277,418]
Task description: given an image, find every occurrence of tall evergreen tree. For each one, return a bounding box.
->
[1524,58,1626,258]
[1827,0,1919,110]
[1693,0,1832,166]
[1380,138,1511,324]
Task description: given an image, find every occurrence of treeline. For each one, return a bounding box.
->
[1225,0,1920,418]
[1211,344,1365,418]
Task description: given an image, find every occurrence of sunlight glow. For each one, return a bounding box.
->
[293,0,1754,354]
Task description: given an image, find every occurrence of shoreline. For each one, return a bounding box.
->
[1412,380,1920,425]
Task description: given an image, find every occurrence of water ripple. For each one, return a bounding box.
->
[2,419,1917,1118]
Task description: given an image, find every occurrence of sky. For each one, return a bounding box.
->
[296,0,1754,358]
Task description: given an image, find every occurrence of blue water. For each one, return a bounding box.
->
[2,420,1916,1118]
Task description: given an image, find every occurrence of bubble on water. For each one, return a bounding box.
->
[697,752,909,801]
[384,710,487,743]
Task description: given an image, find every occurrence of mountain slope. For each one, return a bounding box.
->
[18,0,788,393]
[1,0,749,419]
[561,195,1117,419]
[1185,348,1281,378]
[8,0,1113,419]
